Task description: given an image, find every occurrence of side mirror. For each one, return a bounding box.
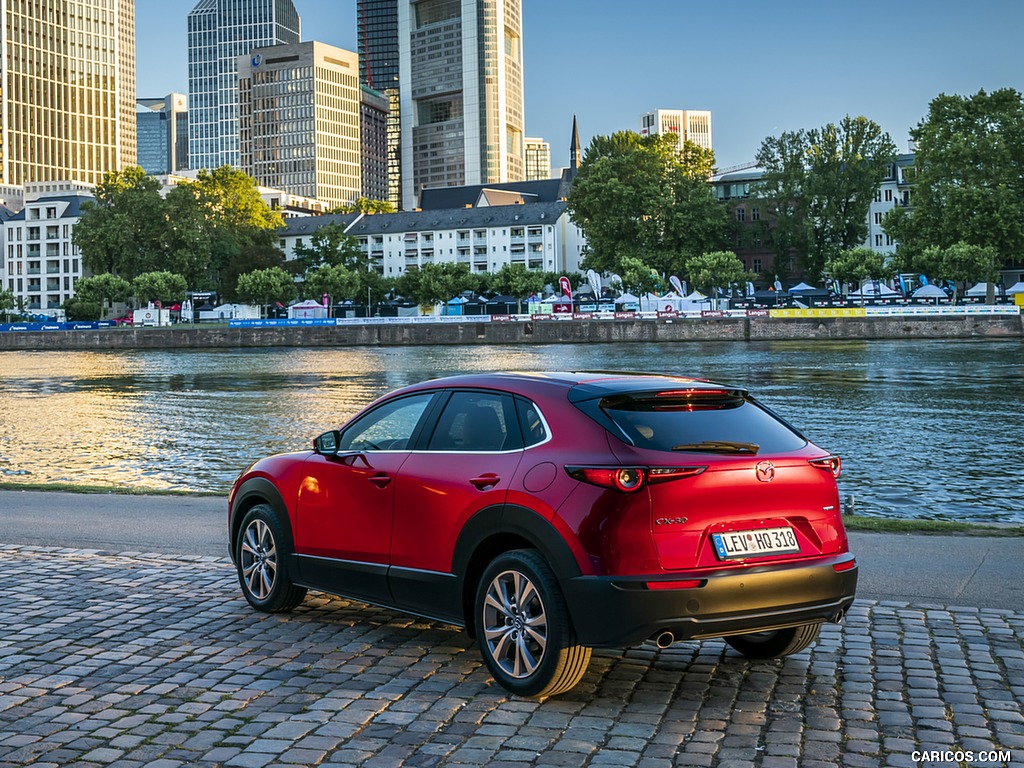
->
[313,430,342,456]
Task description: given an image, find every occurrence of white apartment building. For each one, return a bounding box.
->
[398,0,526,209]
[3,190,93,316]
[865,153,915,257]
[639,109,713,152]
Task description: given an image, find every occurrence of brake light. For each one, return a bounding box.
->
[809,455,842,478]
[565,465,706,492]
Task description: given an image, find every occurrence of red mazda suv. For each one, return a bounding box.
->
[229,372,857,698]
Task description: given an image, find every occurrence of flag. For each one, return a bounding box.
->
[559,276,572,300]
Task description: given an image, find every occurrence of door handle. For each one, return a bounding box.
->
[469,474,500,490]
[368,473,392,488]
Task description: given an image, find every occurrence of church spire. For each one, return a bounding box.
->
[570,114,581,172]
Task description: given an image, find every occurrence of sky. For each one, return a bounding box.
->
[136,0,1024,171]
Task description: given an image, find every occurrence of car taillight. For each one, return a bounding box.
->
[565,465,705,492]
[808,455,842,478]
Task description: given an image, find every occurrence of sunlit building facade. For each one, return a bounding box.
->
[639,109,713,152]
[0,0,136,186]
[238,42,361,209]
[4,189,94,316]
[524,138,551,181]
[398,0,526,209]
[187,0,300,171]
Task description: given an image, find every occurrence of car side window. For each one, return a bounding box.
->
[515,397,549,447]
[428,392,523,452]
[339,393,434,451]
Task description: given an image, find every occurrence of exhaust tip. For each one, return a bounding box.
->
[832,608,847,625]
[655,631,675,649]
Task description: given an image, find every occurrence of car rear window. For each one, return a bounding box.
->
[586,390,808,454]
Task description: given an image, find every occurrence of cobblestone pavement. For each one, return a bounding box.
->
[1,547,1022,768]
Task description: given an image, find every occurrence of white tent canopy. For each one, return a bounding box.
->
[966,282,1002,297]
[1006,281,1024,295]
[911,284,948,299]
[788,282,816,293]
[848,280,899,298]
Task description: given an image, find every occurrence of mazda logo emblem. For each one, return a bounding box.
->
[755,461,776,482]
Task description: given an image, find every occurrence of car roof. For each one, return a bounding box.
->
[394,371,743,401]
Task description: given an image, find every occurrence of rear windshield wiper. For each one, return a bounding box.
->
[671,441,760,454]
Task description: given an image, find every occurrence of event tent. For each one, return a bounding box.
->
[847,280,899,298]
[1006,281,1024,296]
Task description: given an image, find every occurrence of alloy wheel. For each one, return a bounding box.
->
[240,518,278,600]
[481,569,549,678]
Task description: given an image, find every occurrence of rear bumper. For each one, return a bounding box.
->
[563,554,858,648]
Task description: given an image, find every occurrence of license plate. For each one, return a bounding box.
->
[712,527,800,559]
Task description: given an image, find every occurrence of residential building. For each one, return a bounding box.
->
[524,138,552,181]
[238,42,361,210]
[398,0,526,210]
[3,189,94,316]
[137,94,190,175]
[865,153,915,257]
[358,0,402,209]
[154,172,335,217]
[187,0,300,172]
[361,86,391,203]
[639,109,713,152]
[0,0,136,186]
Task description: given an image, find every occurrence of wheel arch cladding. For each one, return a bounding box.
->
[453,504,584,639]
[230,477,293,560]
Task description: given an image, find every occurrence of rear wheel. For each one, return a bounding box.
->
[724,622,821,658]
[236,504,307,613]
[475,550,591,699]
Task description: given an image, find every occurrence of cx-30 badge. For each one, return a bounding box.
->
[755,461,776,482]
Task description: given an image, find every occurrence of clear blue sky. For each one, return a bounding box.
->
[136,0,1024,170]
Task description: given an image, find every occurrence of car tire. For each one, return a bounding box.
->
[475,549,591,698]
[724,622,821,659]
[236,504,307,613]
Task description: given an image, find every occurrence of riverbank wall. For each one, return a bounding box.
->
[1,313,1021,351]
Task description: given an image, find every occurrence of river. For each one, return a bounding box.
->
[1,339,1021,522]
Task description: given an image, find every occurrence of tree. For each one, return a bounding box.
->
[290,221,365,275]
[304,264,362,312]
[236,267,296,316]
[62,296,102,321]
[909,242,1000,303]
[824,248,889,296]
[617,256,662,295]
[73,167,166,280]
[173,166,286,298]
[756,116,897,279]
[0,288,16,321]
[412,263,474,313]
[133,271,188,306]
[883,88,1024,263]
[683,251,750,304]
[567,131,728,277]
[72,274,132,319]
[329,197,396,214]
[490,264,546,305]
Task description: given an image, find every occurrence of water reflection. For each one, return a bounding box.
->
[1,339,1021,522]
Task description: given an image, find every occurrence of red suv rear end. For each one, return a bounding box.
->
[229,372,857,698]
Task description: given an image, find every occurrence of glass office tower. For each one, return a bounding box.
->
[0,0,136,185]
[186,0,300,171]
[358,0,402,208]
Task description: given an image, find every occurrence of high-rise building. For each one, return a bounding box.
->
[0,0,136,186]
[187,0,300,172]
[238,42,362,209]
[398,0,526,210]
[361,86,391,203]
[137,94,189,175]
[639,109,713,152]
[524,138,551,181]
[358,0,402,209]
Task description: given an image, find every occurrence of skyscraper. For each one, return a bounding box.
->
[239,42,362,209]
[639,110,713,152]
[357,0,402,208]
[398,0,526,210]
[137,94,189,175]
[187,0,300,172]
[524,138,551,181]
[0,0,136,186]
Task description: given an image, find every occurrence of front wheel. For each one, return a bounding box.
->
[236,504,307,613]
[475,549,591,698]
[724,622,821,659]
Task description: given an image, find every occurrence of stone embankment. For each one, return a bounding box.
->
[0,313,1021,351]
